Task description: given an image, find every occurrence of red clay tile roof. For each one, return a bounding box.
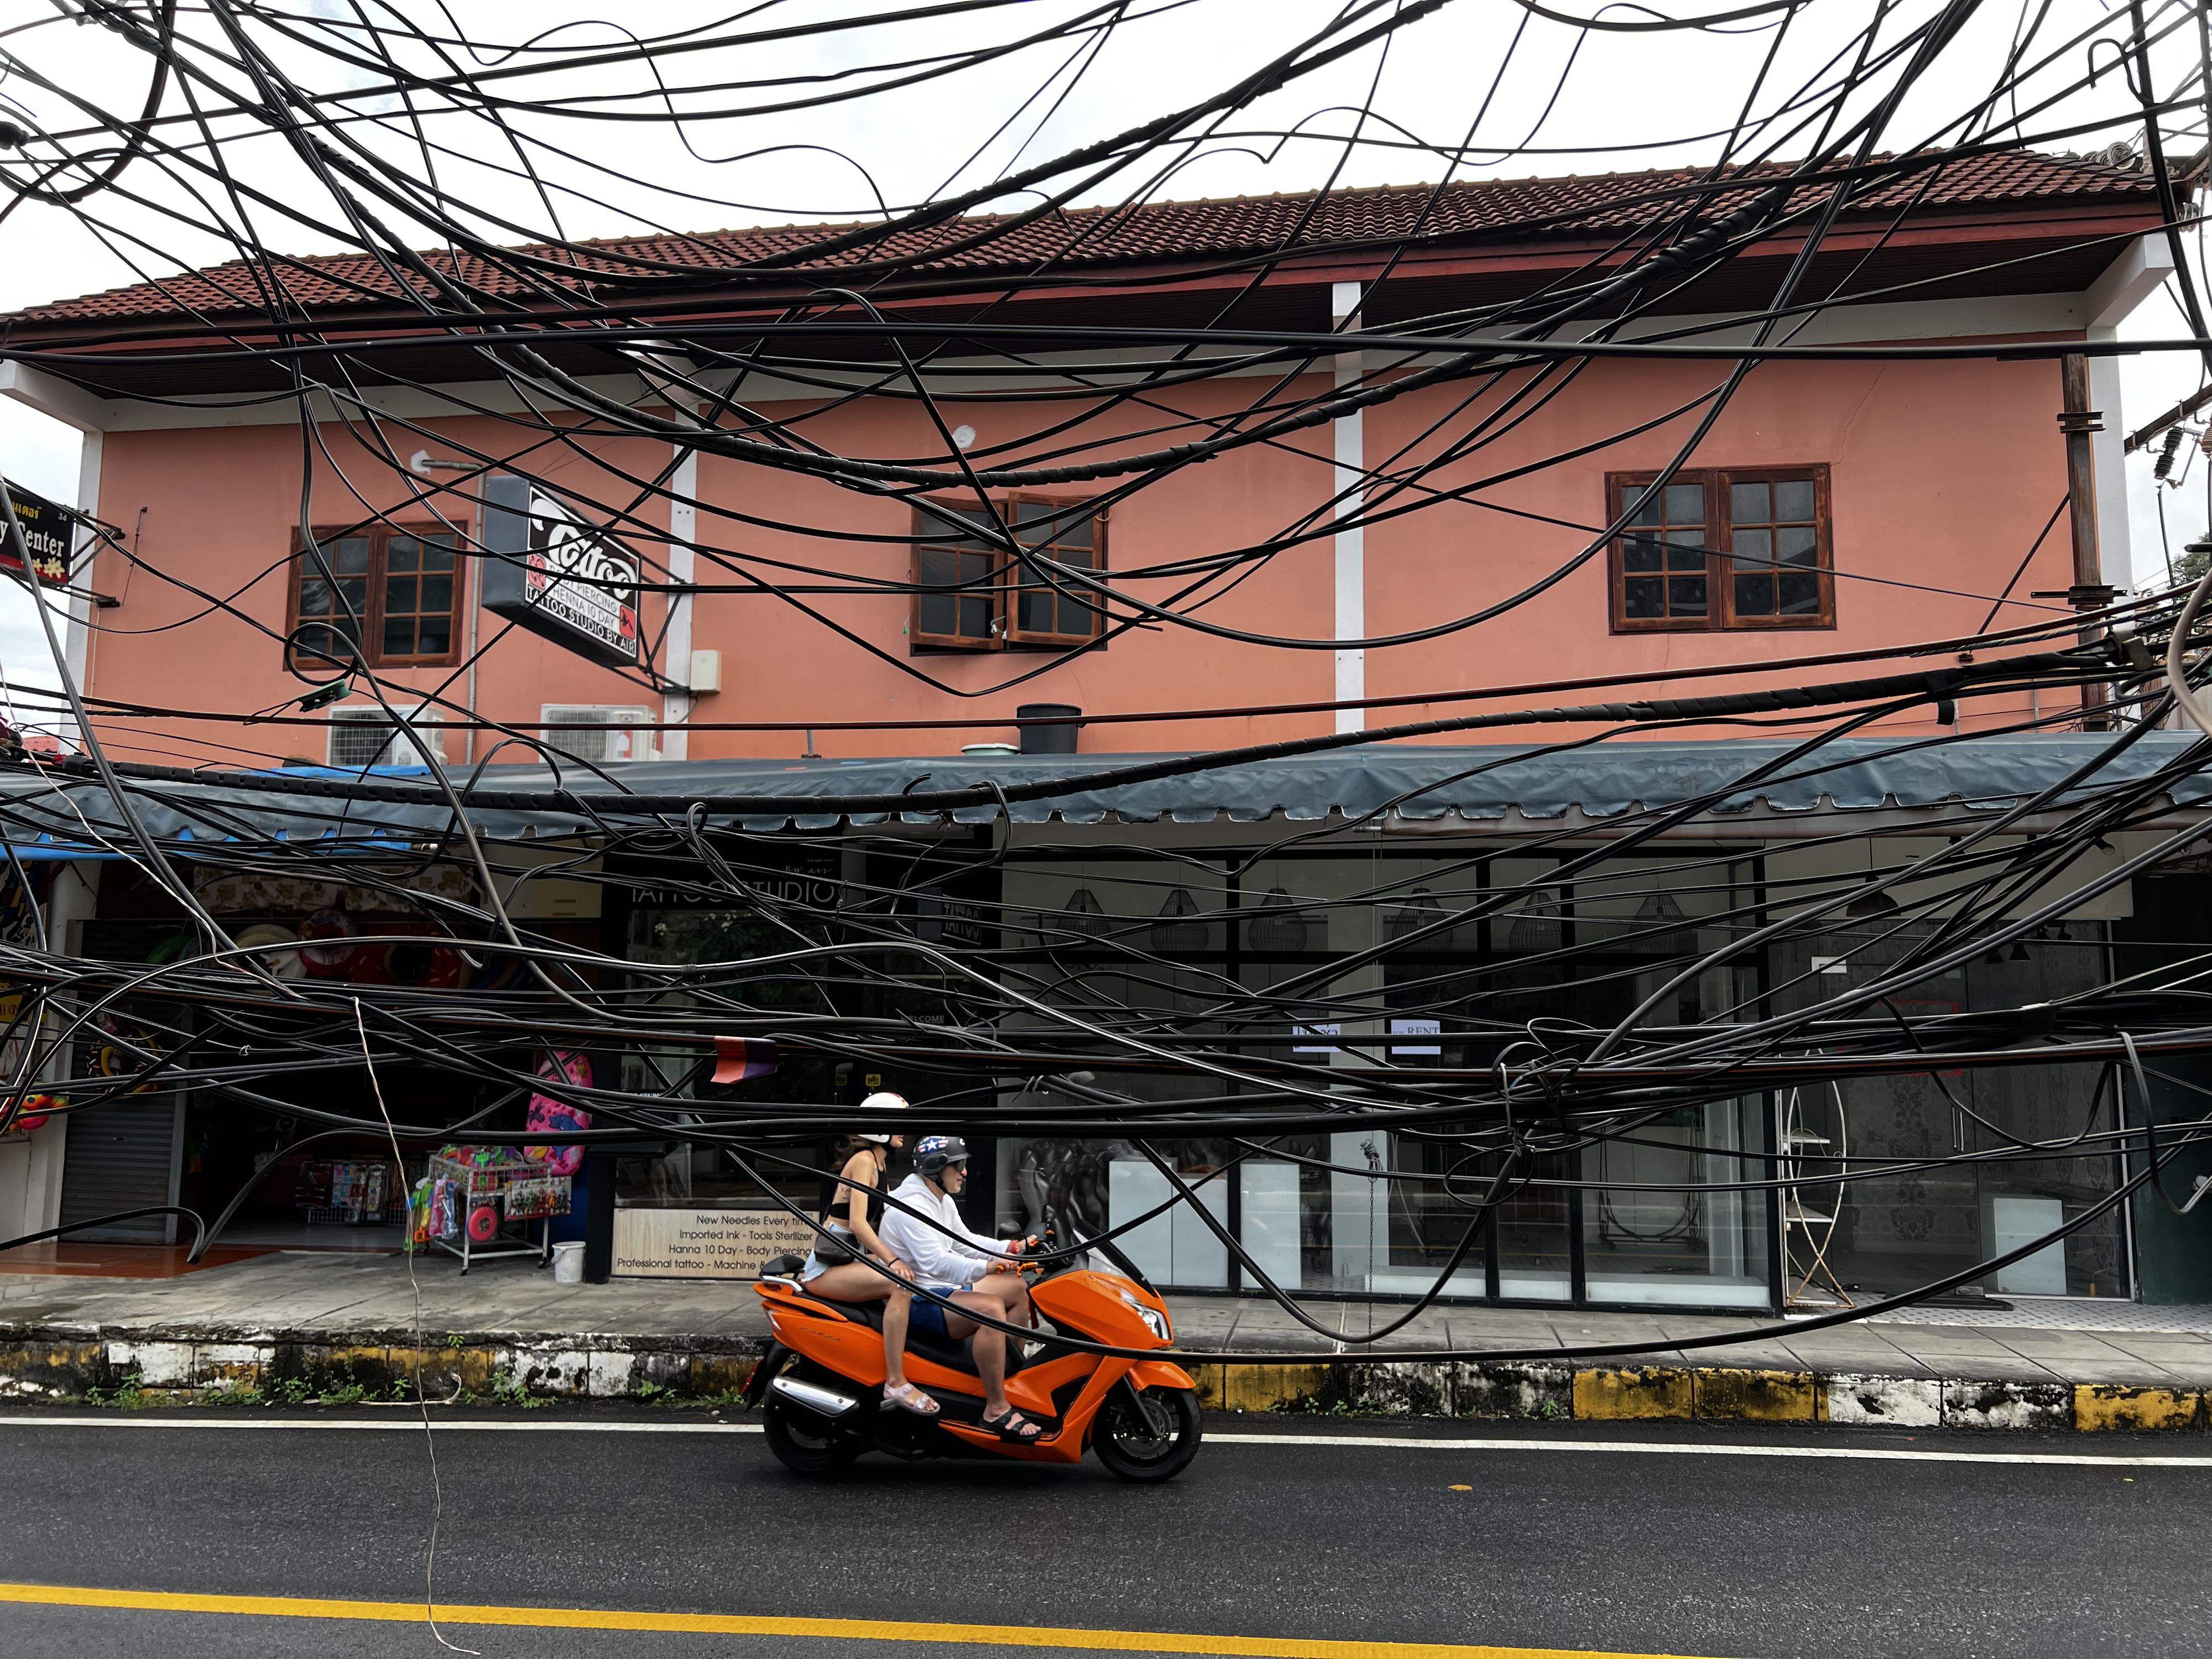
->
[9,150,2156,329]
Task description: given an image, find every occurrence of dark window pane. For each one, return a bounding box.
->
[1059,593,1096,636]
[1015,499,1056,526]
[1623,576,1665,618]
[336,578,367,615]
[918,546,957,588]
[958,594,994,638]
[1019,588,1052,633]
[387,538,421,573]
[420,573,453,615]
[1623,534,1664,572]
[299,577,332,617]
[416,619,450,655]
[1666,539,1707,572]
[1734,573,1776,615]
[1778,571,1822,614]
[1730,482,1770,524]
[330,538,370,575]
[1733,528,1772,564]
[1775,479,1816,521]
[1626,487,1661,526]
[1667,574,1707,615]
[919,592,955,635]
[1778,526,1819,565]
[1058,517,1093,549]
[1663,483,1703,522]
[383,616,414,656]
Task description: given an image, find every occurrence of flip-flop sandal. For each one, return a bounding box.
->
[881,1382,940,1417]
[981,1407,1043,1442]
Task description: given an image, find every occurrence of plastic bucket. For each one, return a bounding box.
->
[551,1240,586,1284]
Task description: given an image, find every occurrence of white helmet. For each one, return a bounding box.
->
[856,1090,909,1144]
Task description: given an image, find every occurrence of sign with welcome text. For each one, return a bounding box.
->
[480,474,641,667]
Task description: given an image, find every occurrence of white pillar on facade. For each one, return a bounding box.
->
[662,445,697,761]
[2084,233,2178,590]
[1331,281,1365,735]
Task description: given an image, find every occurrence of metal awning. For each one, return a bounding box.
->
[1,734,2206,849]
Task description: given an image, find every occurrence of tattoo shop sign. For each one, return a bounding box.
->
[481,474,640,667]
[1,484,74,587]
[612,1207,817,1279]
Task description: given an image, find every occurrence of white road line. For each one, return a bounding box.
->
[1,1415,2208,1465]
[1209,1432,2212,1467]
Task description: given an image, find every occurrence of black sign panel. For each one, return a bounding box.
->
[0,485,74,587]
[479,474,641,669]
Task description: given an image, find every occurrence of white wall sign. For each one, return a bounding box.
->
[612,1207,817,1279]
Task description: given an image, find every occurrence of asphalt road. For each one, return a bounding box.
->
[1,1406,2208,1658]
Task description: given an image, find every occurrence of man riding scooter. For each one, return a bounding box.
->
[878,1135,1043,1443]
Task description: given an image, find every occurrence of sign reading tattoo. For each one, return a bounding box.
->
[480,474,641,667]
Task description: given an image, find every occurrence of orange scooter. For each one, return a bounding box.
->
[740,1236,1203,1482]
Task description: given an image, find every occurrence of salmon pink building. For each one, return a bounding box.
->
[0,150,2177,770]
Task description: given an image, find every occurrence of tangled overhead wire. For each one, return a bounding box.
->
[3,1,2212,1358]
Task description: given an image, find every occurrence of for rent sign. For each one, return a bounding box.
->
[481,474,641,667]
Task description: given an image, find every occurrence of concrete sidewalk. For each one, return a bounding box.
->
[4,1250,2210,1432]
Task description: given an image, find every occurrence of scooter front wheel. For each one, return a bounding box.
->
[762,1390,862,1476]
[1092,1382,1202,1483]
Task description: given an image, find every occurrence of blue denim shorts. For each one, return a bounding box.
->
[907,1283,966,1339]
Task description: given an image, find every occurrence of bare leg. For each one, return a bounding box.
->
[880,1284,912,1389]
[945,1291,1032,1430]
[801,1262,910,1390]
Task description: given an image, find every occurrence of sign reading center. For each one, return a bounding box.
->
[0,484,74,587]
[481,474,641,668]
[612,1207,816,1279]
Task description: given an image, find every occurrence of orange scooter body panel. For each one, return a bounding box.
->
[1130,1359,1196,1390]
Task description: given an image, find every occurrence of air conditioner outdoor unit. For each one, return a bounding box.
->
[540,705,658,764]
[326,705,445,769]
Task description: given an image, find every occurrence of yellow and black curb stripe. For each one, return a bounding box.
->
[1,1332,2203,1432]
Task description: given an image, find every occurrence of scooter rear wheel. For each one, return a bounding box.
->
[762,1390,862,1476]
[1092,1383,1202,1483]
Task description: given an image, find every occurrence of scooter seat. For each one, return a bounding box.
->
[795,1290,1027,1375]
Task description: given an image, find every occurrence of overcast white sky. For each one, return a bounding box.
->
[1,0,2205,709]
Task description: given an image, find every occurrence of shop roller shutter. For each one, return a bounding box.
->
[59,1098,181,1242]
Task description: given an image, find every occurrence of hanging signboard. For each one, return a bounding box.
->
[479,474,640,668]
[0,485,74,587]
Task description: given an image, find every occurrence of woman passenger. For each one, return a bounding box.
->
[799,1095,936,1417]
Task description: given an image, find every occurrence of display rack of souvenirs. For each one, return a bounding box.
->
[419,1142,570,1271]
[294,1159,401,1225]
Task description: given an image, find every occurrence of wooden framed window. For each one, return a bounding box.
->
[911,494,1106,652]
[1607,466,1832,632]
[288,525,463,669]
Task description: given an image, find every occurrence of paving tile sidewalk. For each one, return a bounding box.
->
[4,1250,2211,1392]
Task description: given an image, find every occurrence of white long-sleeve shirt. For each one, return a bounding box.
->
[878,1172,1014,1286]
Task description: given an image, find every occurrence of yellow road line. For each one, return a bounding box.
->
[0,1582,1721,1658]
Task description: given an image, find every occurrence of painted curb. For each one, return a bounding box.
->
[2,1332,2204,1430]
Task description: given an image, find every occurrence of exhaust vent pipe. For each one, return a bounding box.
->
[769,1374,860,1418]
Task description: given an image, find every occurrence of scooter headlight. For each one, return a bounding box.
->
[1120,1287,1171,1341]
